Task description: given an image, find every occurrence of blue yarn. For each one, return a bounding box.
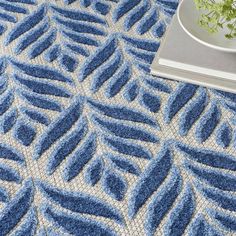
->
[113,0,142,22]
[124,1,150,31]
[29,29,57,59]
[45,44,61,62]
[164,184,195,236]
[38,180,124,224]
[165,83,198,123]
[137,8,158,35]
[94,1,110,15]
[102,169,127,201]
[104,136,152,160]
[14,74,71,98]
[0,162,21,183]
[145,168,182,236]
[124,80,139,102]
[36,97,84,157]
[140,90,160,113]
[14,122,36,146]
[51,5,106,24]
[107,154,141,175]
[47,118,87,175]
[85,158,104,186]
[106,63,131,98]
[42,204,117,236]
[92,114,158,143]
[1,108,17,133]
[0,179,34,235]
[129,144,172,217]
[5,4,46,45]
[62,30,99,46]
[88,99,158,127]
[64,133,96,181]
[195,102,221,143]
[22,108,50,126]
[15,20,49,55]
[0,143,24,163]
[60,54,78,72]
[216,122,232,148]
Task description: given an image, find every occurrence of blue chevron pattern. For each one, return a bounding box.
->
[0,0,235,235]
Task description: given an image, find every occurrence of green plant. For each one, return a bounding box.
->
[194,0,236,39]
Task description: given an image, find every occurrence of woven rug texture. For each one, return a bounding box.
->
[0,0,235,235]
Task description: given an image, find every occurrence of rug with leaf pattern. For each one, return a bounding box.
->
[0,0,235,235]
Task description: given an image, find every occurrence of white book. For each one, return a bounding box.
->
[151,14,236,93]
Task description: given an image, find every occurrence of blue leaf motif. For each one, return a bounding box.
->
[29,29,57,59]
[11,60,73,84]
[42,205,117,236]
[216,122,232,148]
[165,184,195,236]
[198,184,236,212]
[124,80,139,102]
[106,61,131,99]
[91,49,122,93]
[124,1,150,31]
[64,133,96,181]
[92,114,158,143]
[94,1,110,15]
[186,161,236,191]
[62,30,100,47]
[0,143,24,163]
[22,108,50,126]
[164,84,198,123]
[13,207,37,236]
[88,99,158,127]
[0,90,14,116]
[144,77,171,93]
[6,4,46,45]
[45,44,61,62]
[145,168,182,236]
[209,209,236,232]
[54,17,106,36]
[0,186,9,202]
[38,180,124,224]
[85,158,104,186]
[1,108,17,133]
[113,0,142,22]
[47,118,88,175]
[188,214,222,236]
[0,163,21,183]
[129,144,172,218]
[152,20,166,37]
[107,154,141,175]
[51,5,106,25]
[103,169,127,201]
[137,7,159,35]
[80,37,117,81]
[179,88,208,136]
[14,121,36,146]
[104,136,152,160]
[0,179,34,235]
[195,102,221,143]
[122,36,160,52]
[15,19,50,55]
[36,97,84,158]
[20,91,62,112]
[140,90,160,113]
[176,142,236,171]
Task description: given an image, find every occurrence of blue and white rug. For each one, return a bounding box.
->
[0,0,235,235]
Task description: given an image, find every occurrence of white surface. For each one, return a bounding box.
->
[151,15,236,93]
[154,14,236,81]
[177,0,236,53]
